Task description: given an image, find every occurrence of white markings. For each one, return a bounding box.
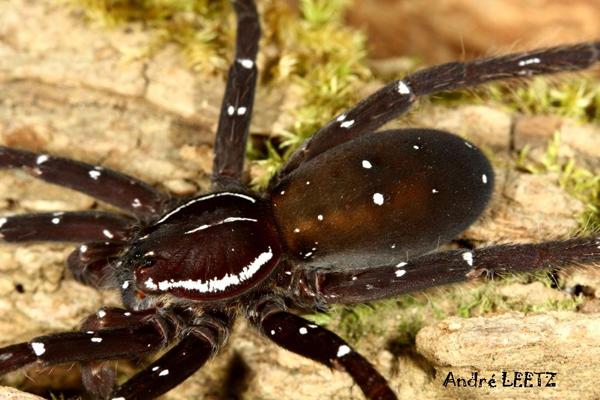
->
[237,107,247,116]
[397,80,411,95]
[464,141,474,149]
[482,174,488,184]
[86,331,94,335]
[227,105,235,116]
[36,154,49,165]
[237,58,254,69]
[372,192,384,206]
[88,170,102,180]
[132,198,142,208]
[396,261,407,268]
[124,312,131,316]
[293,228,300,233]
[144,251,155,257]
[159,369,169,377]
[0,353,12,361]
[145,247,274,293]
[184,217,258,235]
[462,251,474,266]
[80,244,88,253]
[299,327,308,335]
[51,217,61,224]
[0,217,6,229]
[352,276,357,281]
[336,345,351,358]
[306,181,311,185]
[112,397,126,400]
[91,337,103,343]
[152,366,160,372]
[413,145,420,150]
[340,120,355,129]
[270,329,276,335]
[284,271,292,276]
[102,229,114,239]
[122,281,130,289]
[97,309,107,318]
[391,243,396,249]
[432,189,439,194]
[336,113,347,122]
[317,214,323,221]
[31,342,46,356]
[158,193,254,225]
[280,190,285,195]
[395,269,407,278]
[361,160,372,169]
[518,57,541,67]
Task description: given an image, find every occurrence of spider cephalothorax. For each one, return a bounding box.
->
[0,1,599,399]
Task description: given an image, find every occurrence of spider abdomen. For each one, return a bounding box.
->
[270,129,494,268]
[130,192,283,301]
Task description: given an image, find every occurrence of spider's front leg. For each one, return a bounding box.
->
[247,299,397,400]
[0,307,232,400]
[290,236,600,305]
[274,41,600,184]
[211,0,260,189]
[0,146,167,219]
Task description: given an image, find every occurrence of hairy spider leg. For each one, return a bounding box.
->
[0,146,167,219]
[274,41,600,185]
[249,300,397,400]
[0,308,177,376]
[212,0,260,189]
[290,236,600,305]
[112,312,231,400]
[0,211,133,243]
[68,241,127,289]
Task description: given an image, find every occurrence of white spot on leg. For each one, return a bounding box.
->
[152,366,160,372]
[97,309,107,318]
[132,198,142,208]
[299,327,308,335]
[237,107,247,115]
[340,120,355,128]
[79,244,88,253]
[396,262,407,268]
[397,80,411,95]
[336,345,351,358]
[413,145,420,150]
[336,113,347,122]
[159,369,169,377]
[237,58,254,69]
[36,154,49,165]
[395,269,407,278]
[111,397,126,400]
[361,160,372,169]
[91,337,103,343]
[482,174,488,184]
[227,105,235,116]
[270,329,276,335]
[518,57,541,67]
[31,342,45,356]
[88,170,101,180]
[432,189,439,194]
[121,281,130,289]
[51,217,61,224]
[464,141,474,149]
[317,214,323,221]
[0,353,13,361]
[102,229,114,239]
[0,218,6,229]
[372,192,384,206]
[462,251,474,266]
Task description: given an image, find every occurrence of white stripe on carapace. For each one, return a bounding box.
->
[145,246,273,294]
[184,217,258,235]
[156,192,257,224]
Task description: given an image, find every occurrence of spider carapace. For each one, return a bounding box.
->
[0,1,599,399]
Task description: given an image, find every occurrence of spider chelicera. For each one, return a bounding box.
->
[0,1,599,399]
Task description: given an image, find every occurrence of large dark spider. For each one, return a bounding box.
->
[0,1,599,399]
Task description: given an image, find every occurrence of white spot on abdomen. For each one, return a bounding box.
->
[372,193,384,206]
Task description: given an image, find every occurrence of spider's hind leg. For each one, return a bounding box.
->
[293,236,600,304]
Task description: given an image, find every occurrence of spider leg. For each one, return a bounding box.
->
[68,241,125,289]
[290,236,600,304]
[0,307,177,376]
[0,146,167,219]
[248,299,397,400]
[211,0,260,189]
[112,311,231,400]
[274,41,600,184]
[0,211,134,243]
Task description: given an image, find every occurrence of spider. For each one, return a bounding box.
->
[0,1,599,399]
